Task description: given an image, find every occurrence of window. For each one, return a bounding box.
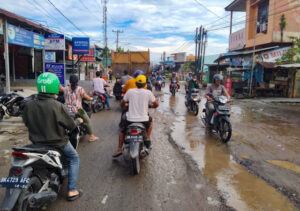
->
[257,0,269,33]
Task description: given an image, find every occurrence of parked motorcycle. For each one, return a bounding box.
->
[0,93,37,121]
[185,88,201,116]
[0,142,73,210]
[170,80,178,96]
[155,80,162,91]
[201,95,232,143]
[123,123,150,175]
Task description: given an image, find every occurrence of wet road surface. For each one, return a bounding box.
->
[156,84,299,211]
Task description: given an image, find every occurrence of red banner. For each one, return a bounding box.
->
[81,48,95,62]
[225,78,232,95]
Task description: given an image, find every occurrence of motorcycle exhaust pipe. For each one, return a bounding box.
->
[28,190,57,208]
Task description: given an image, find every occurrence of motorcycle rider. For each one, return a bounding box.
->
[204,74,231,128]
[65,74,99,142]
[187,73,200,98]
[120,70,132,86]
[169,72,180,91]
[113,75,159,157]
[185,72,193,93]
[22,73,83,201]
[93,71,111,110]
[123,70,146,93]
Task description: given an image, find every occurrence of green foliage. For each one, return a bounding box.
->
[276,36,300,64]
[117,47,125,52]
[279,14,286,31]
[100,46,111,58]
[183,61,195,72]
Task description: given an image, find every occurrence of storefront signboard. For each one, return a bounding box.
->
[225,78,233,95]
[45,52,56,63]
[81,48,95,61]
[73,37,90,54]
[45,63,65,86]
[261,47,290,62]
[45,34,65,50]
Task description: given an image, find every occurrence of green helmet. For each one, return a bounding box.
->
[36,73,60,94]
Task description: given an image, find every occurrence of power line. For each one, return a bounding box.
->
[77,0,102,22]
[193,0,229,22]
[46,0,88,36]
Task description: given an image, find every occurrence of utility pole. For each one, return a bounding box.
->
[196,26,202,75]
[195,27,198,72]
[103,0,108,69]
[201,30,208,84]
[112,29,123,51]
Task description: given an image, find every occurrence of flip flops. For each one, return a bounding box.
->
[67,189,83,201]
[112,151,122,158]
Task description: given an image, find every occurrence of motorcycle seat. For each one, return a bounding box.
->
[13,144,59,154]
[128,123,146,129]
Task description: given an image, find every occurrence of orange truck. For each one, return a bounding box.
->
[111,50,150,78]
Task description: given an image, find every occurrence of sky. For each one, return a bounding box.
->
[1,0,246,63]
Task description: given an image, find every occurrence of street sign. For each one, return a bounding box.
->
[0,18,3,35]
[45,34,65,50]
[45,63,65,86]
[45,52,56,63]
[73,37,89,54]
[7,24,45,49]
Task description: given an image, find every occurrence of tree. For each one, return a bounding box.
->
[276,36,300,64]
[183,61,195,73]
[116,47,125,52]
[100,46,111,58]
[279,14,286,44]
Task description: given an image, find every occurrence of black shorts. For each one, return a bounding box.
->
[120,116,152,133]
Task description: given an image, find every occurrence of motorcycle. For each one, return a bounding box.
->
[170,81,178,96]
[201,95,232,143]
[91,92,106,113]
[0,93,37,121]
[123,123,150,175]
[155,80,162,91]
[185,88,201,116]
[0,142,74,210]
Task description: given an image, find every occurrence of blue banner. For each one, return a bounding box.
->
[45,52,56,63]
[73,37,90,54]
[45,63,65,86]
[7,24,45,49]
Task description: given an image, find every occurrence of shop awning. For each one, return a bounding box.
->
[276,63,300,69]
[214,46,279,63]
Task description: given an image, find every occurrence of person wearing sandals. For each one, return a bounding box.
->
[23,73,83,201]
[64,74,99,142]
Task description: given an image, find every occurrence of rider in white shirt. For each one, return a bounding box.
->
[93,71,111,110]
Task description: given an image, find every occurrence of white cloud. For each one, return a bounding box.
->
[1,0,238,63]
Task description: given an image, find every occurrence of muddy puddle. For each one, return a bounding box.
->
[156,86,297,211]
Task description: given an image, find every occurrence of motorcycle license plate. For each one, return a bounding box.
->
[218,106,230,111]
[126,135,143,140]
[0,177,29,189]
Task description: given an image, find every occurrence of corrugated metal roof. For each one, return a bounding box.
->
[0,8,54,34]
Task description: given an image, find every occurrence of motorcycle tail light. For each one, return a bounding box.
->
[13,169,22,175]
[214,112,219,116]
[130,130,138,135]
[12,151,29,159]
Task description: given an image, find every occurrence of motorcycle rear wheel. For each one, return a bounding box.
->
[92,97,104,113]
[132,157,140,175]
[219,119,232,143]
[171,89,176,96]
[16,176,42,211]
